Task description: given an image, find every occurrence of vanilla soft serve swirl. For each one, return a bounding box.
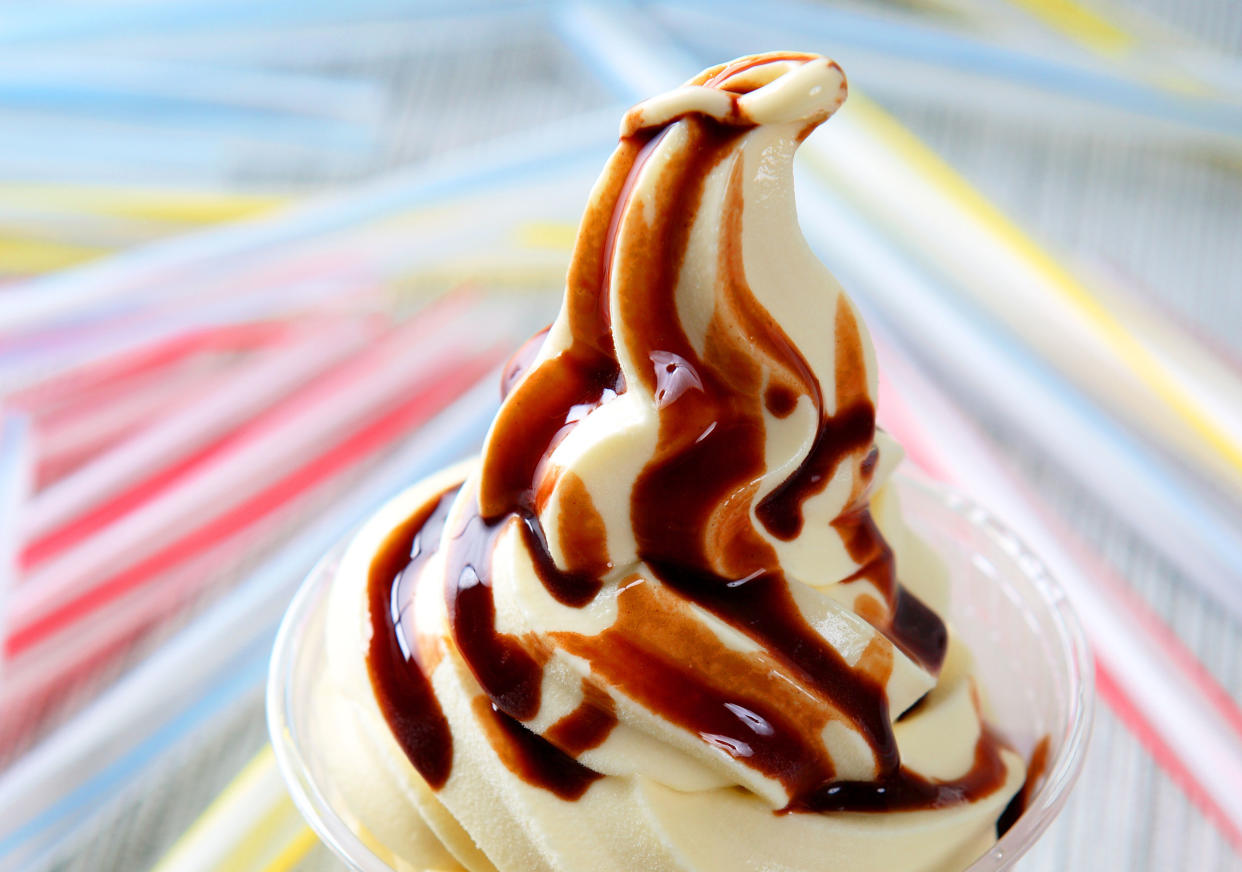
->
[322,53,1025,872]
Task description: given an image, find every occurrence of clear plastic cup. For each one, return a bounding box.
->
[268,474,1093,872]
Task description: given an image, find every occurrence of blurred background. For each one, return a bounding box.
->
[0,1,1239,870]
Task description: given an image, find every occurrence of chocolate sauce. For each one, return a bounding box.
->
[755,400,874,540]
[756,299,875,542]
[472,697,602,801]
[997,735,1051,836]
[369,59,1002,817]
[374,484,606,797]
[545,679,618,755]
[764,384,798,418]
[442,502,544,722]
[366,486,459,790]
[500,326,550,398]
[793,727,1008,814]
[555,567,888,800]
[890,586,949,673]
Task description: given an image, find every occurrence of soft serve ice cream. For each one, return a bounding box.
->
[322,53,1025,872]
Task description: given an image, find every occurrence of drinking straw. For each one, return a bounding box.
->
[0,276,381,392]
[1074,256,1242,381]
[0,0,517,46]
[1,342,504,735]
[0,414,32,674]
[871,326,1242,850]
[20,320,374,544]
[0,54,385,123]
[0,183,284,224]
[0,378,501,870]
[0,236,104,275]
[19,337,290,484]
[992,0,1242,96]
[11,325,296,485]
[148,747,315,872]
[4,529,274,718]
[6,301,505,655]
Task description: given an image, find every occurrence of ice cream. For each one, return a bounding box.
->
[321,52,1025,872]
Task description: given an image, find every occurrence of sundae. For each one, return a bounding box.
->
[321,52,1025,872]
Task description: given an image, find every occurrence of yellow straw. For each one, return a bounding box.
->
[149,745,317,872]
[0,236,107,273]
[999,0,1212,94]
[0,184,286,224]
[826,93,1242,480]
[259,826,319,872]
[1002,0,1133,56]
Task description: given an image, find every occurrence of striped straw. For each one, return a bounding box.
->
[0,277,381,393]
[0,183,285,224]
[0,100,617,337]
[0,414,32,673]
[992,0,1242,95]
[20,319,375,545]
[0,53,385,122]
[6,300,509,658]
[1,340,505,734]
[0,378,500,870]
[0,0,514,46]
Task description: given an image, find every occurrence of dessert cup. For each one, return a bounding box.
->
[268,473,1093,872]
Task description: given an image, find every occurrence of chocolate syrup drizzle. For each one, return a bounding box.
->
[368,54,1009,816]
[366,488,457,790]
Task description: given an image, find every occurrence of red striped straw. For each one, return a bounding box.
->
[873,332,1242,852]
[19,319,379,551]
[0,344,504,747]
[6,296,505,659]
[5,322,289,408]
[13,322,308,486]
[0,414,33,678]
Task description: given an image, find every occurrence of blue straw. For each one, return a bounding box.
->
[0,0,549,46]
[0,55,384,122]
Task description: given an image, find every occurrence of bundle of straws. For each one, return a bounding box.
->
[1,1,1240,870]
